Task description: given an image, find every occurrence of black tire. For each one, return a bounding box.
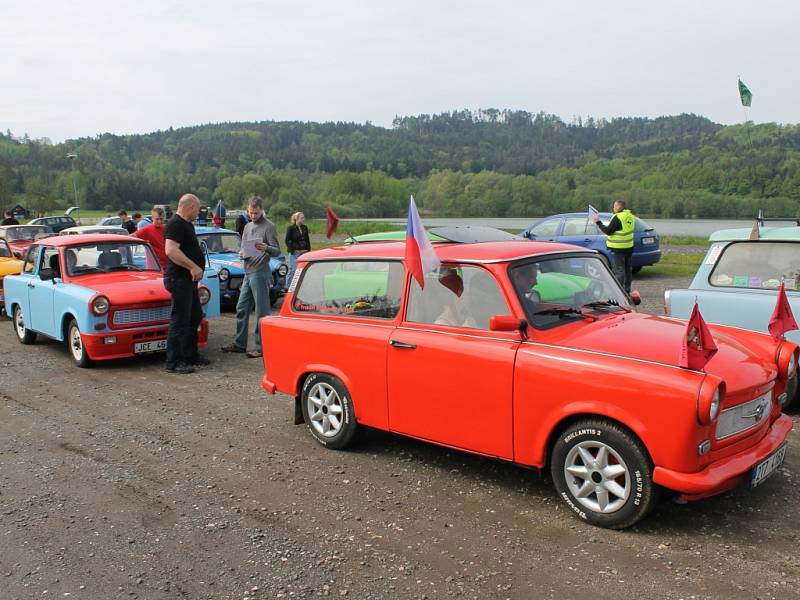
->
[13,304,37,344]
[550,418,658,529]
[300,373,358,450]
[632,266,643,274]
[66,319,91,368]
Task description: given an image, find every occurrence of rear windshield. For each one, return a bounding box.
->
[709,241,800,290]
[635,218,653,232]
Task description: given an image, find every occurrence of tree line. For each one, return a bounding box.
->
[2,110,800,220]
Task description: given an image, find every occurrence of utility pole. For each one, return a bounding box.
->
[66,153,79,210]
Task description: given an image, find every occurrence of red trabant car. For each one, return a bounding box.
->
[260,238,796,528]
[0,224,54,258]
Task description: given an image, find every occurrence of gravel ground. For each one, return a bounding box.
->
[2,263,800,600]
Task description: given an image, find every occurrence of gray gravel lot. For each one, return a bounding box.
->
[2,268,800,600]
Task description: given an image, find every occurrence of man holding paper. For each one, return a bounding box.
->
[221,195,281,358]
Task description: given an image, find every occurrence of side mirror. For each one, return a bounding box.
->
[489,315,526,332]
[13,251,22,259]
[39,267,55,281]
[629,290,642,306]
[523,231,536,240]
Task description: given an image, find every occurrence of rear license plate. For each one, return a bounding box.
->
[642,237,656,245]
[750,443,787,488]
[134,339,167,354]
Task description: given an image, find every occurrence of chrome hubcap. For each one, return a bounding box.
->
[69,327,83,360]
[14,309,25,338]
[564,441,631,514]
[307,382,344,437]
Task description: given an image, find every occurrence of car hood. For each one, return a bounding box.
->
[67,272,171,304]
[0,257,23,277]
[558,312,776,394]
[210,253,245,274]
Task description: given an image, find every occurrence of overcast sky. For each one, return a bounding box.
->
[2,0,797,142]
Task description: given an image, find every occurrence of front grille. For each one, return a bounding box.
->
[112,305,171,326]
[716,391,772,440]
[228,275,243,290]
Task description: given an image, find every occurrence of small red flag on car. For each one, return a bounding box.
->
[678,304,718,370]
[325,207,339,239]
[768,283,798,340]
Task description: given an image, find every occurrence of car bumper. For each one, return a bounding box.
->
[652,414,792,500]
[261,375,277,394]
[81,321,209,360]
[633,248,661,267]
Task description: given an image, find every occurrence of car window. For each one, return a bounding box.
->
[200,233,239,253]
[0,240,11,258]
[634,218,653,232]
[41,247,60,277]
[529,218,561,237]
[563,217,599,236]
[292,260,404,320]
[406,265,510,329]
[709,242,800,290]
[66,241,161,276]
[22,246,38,273]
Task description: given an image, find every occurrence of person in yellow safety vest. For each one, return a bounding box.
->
[592,200,635,294]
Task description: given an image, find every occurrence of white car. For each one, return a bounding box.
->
[60,225,129,236]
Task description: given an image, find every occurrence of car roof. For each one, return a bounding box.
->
[195,226,237,235]
[304,240,595,263]
[709,227,800,241]
[33,234,146,247]
[60,225,127,234]
[0,224,51,229]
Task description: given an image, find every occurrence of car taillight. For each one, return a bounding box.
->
[90,295,110,315]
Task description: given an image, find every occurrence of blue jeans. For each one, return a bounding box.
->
[233,271,271,352]
[286,253,299,290]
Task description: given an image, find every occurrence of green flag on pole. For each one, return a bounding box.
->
[738,78,752,107]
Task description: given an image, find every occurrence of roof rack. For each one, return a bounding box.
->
[756,210,800,226]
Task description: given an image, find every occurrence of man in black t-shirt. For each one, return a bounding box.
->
[163,194,210,374]
[1,211,19,225]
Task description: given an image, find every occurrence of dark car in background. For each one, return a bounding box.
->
[28,215,77,233]
[521,212,661,272]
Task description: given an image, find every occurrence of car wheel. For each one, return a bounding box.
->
[300,373,358,450]
[66,319,91,368]
[13,305,37,344]
[550,418,658,529]
[632,266,642,274]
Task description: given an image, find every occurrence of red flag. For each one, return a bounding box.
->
[325,207,339,239]
[678,304,718,370]
[768,283,798,340]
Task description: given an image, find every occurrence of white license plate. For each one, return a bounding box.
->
[642,237,656,245]
[750,443,787,488]
[134,339,167,354]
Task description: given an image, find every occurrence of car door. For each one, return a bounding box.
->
[28,246,58,335]
[386,264,519,459]
[524,217,563,242]
[558,216,605,251]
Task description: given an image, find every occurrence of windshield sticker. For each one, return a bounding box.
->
[704,243,723,265]
[785,278,797,290]
[733,276,748,287]
[748,276,762,288]
[288,267,303,293]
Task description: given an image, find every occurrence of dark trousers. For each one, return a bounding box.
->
[611,251,634,294]
[164,276,202,367]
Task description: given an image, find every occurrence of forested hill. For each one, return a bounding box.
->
[2,109,800,220]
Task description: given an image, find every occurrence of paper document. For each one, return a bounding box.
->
[241,239,261,259]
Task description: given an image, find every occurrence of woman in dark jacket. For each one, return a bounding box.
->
[285,212,310,289]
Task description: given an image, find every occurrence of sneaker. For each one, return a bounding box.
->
[221,344,246,353]
[191,355,212,366]
[246,350,262,359]
[165,363,195,374]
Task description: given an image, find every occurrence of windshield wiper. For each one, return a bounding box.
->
[110,264,145,271]
[71,266,105,275]
[581,300,632,313]
[531,306,597,321]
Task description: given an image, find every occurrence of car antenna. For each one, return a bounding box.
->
[347,231,359,243]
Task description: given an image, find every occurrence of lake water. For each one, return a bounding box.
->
[352,218,756,238]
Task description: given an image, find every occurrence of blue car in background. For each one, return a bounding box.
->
[195,226,288,307]
[521,212,661,273]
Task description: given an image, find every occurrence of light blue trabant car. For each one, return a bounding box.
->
[195,226,288,306]
[4,234,219,367]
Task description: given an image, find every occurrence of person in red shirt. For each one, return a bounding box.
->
[134,207,167,268]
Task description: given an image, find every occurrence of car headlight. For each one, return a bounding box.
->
[277,264,288,277]
[697,376,724,425]
[788,354,796,379]
[91,295,110,315]
[198,286,211,305]
[219,268,229,282]
[777,342,798,381]
[709,389,720,421]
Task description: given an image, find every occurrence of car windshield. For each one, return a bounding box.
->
[710,241,800,290]
[6,226,51,241]
[509,255,630,328]
[0,240,11,257]
[199,232,240,253]
[65,241,161,276]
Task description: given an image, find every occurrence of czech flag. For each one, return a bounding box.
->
[405,195,440,288]
[214,199,226,219]
[768,283,798,340]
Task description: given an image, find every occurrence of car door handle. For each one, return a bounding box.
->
[27,283,35,288]
[390,340,416,349]
[584,238,592,242]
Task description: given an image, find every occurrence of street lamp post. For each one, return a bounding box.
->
[66,153,78,211]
